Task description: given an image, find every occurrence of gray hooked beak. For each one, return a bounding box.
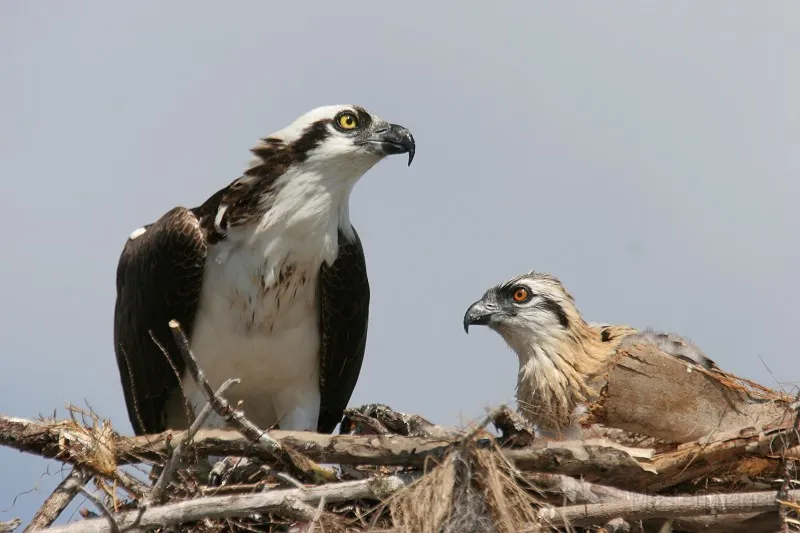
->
[463,299,496,333]
[370,123,416,166]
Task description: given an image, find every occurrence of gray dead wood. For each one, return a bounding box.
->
[65,480,120,533]
[585,342,794,444]
[24,469,86,532]
[146,378,237,504]
[341,403,462,439]
[536,489,800,529]
[2,414,797,493]
[524,475,786,533]
[670,511,783,533]
[45,474,416,533]
[0,519,20,533]
[523,473,636,504]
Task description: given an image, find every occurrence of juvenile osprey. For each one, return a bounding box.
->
[114,105,415,436]
[463,271,715,436]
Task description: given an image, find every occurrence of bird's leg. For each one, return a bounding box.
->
[207,456,263,486]
[272,387,321,434]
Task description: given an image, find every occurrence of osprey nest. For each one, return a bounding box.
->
[2,330,799,533]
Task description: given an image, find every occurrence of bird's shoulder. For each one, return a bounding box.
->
[617,327,717,370]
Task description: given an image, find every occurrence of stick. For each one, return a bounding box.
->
[24,469,86,532]
[168,319,337,482]
[63,479,120,533]
[146,378,238,504]
[5,412,797,492]
[168,320,282,455]
[523,473,639,504]
[110,469,148,500]
[0,413,452,467]
[46,474,416,533]
[0,519,20,533]
[536,489,800,528]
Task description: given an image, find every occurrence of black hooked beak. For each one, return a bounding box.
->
[463,299,496,333]
[371,123,416,166]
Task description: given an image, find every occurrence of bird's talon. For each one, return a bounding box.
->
[208,460,228,486]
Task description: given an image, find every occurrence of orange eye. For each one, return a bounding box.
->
[512,287,530,302]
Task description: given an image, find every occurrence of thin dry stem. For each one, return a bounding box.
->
[146,378,238,504]
[24,469,86,532]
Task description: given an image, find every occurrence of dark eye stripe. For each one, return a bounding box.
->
[536,297,570,328]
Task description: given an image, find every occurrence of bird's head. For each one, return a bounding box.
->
[246,105,415,182]
[463,271,580,347]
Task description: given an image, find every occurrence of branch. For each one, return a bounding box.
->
[523,472,637,504]
[24,469,86,532]
[536,490,800,529]
[4,411,797,493]
[64,479,120,533]
[0,519,20,533]
[46,474,416,533]
[146,378,237,504]
[0,416,147,497]
[0,413,452,467]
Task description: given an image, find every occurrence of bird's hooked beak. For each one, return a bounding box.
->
[366,123,416,166]
[463,299,498,333]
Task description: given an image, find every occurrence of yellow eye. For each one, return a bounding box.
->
[337,112,359,130]
[512,287,530,303]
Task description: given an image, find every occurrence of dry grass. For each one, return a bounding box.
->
[388,431,542,533]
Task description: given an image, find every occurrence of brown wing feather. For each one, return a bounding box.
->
[316,227,370,433]
[113,207,208,435]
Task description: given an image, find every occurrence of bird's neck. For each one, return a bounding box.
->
[508,320,634,433]
[246,162,372,266]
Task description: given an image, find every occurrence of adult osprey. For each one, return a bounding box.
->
[114,105,415,436]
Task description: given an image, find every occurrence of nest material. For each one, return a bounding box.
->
[3,401,799,533]
[388,432,541,533]
[2,338,799,533]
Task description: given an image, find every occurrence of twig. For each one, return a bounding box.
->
[110,469,148,500]
[146,378,238,505]
[523,473,638,504]
[64,479,120,533]
[168,320,281,455]
[46,474,416,533]
[24,469,87,532]
[276,472,306,489]
[168,319,337,482]
[536,489,800,528]
[200,481,274,495]
[313,496,326,525]
[0,519,20,533]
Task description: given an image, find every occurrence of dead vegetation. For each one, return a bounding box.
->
[1,324,798,532]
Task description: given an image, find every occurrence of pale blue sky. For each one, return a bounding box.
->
[1,1,798,527]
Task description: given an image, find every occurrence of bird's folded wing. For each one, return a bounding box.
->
[113,207,208,435]
[316,227,370,433]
